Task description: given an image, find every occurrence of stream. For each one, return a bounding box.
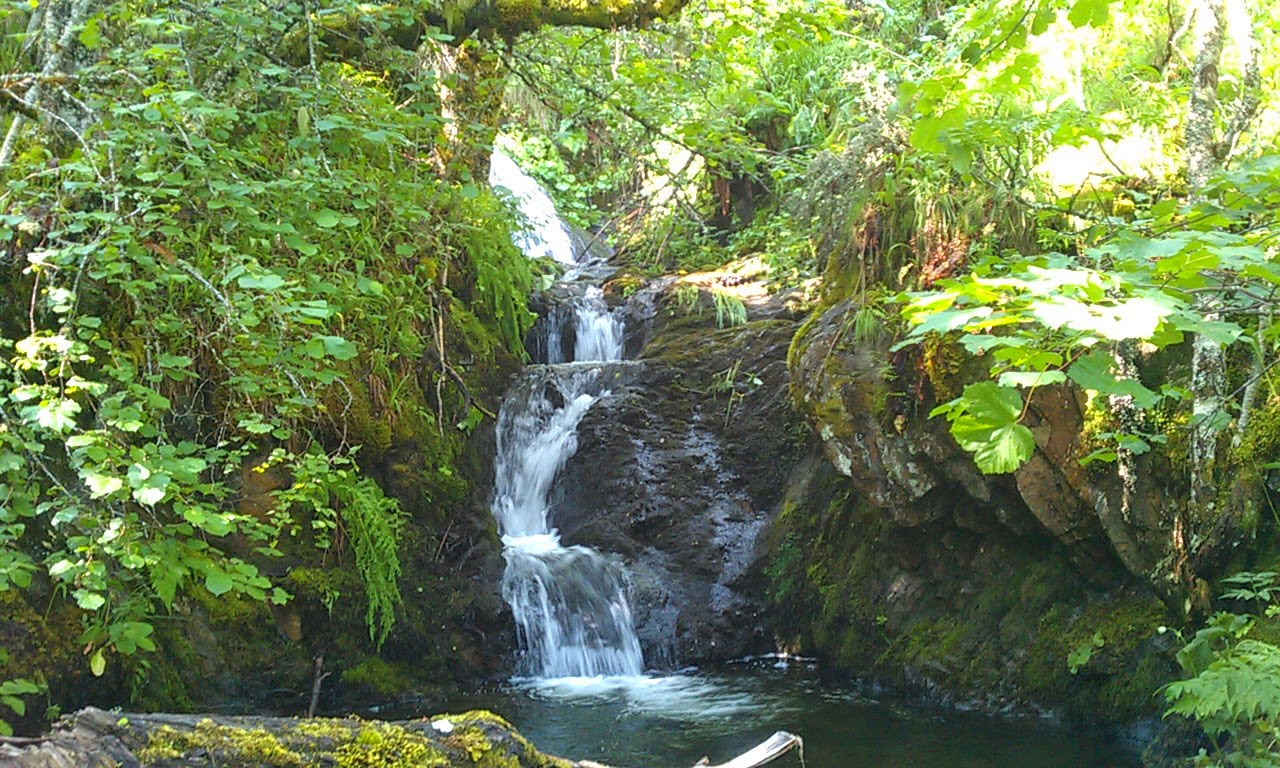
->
[479,151,1140,768]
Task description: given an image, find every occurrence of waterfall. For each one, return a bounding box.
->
[489,150,643,678]
[572,287,623,363]
[489,151,577,265]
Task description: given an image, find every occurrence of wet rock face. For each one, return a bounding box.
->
[549,294,807,668]
[788,298,1125,580]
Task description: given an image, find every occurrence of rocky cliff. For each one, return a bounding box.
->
[776,296,1175,720]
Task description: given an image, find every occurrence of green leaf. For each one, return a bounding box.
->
[1067,0,1109,28]
[319,335,357,361]
[28,399,81,433]
[205,569,235,596]
[0,452,22,473]
[910,307,994,337]
[237,273,287,291]
[75,590,105,611]
[84,473,123,499]
[284,234,319,256]
[946,382,1035,474]
[153,568,180,608]
[312,208,341,228]
[997,370,1067,388]
[238,416,274,435]
[78,15,102,49]
[1169,314,1243,345]
[89,649,106,677]
[1,696,24,717]
[1067,350,1161,408]
[133,484,166,506]
[356,277,385,296]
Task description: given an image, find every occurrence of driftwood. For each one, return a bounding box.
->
[704,731,802,768]
[0,708,803,768]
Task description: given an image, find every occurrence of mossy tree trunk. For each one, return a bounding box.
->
[0,0,97,167]
[427,39,506,183]
[1179,0,1261,618]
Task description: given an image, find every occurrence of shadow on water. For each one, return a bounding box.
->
[404,662,1139,768]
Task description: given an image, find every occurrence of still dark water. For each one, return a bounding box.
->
[414,661,1140,768]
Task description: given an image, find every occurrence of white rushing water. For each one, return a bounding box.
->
[489,151,577,265]
[488,149,643,678]
[572,287,624,363]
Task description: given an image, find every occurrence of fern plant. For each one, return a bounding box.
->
[333,477,407,650]
[279,453,407,650]
[1162,573,1280,766]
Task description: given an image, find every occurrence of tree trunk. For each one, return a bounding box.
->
[1185,0,1226,515]
[0,0,96,168]
[427,40,506,183]
[1179,0,1262,618]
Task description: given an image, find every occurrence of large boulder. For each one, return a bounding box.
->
[775,297,1176,719]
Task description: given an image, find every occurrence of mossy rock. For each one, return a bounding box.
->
[0,589,87,734]
[0,707,576,768]
[129,709,574,768]
[764,456,1175,721]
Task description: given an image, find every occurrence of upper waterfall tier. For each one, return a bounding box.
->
[489,151,577,265]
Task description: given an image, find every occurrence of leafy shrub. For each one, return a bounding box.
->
[0,0,532,682]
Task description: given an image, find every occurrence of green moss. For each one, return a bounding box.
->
[764,463,1173,720]
[333,725,447,768]
[138,721,305,766]
[193,586,272,627]
[446,725,520,768]
[1226,393,1280,521]
[340,656,412,697]
[0,590,88,731]
[132,711,567,768]
[1234,395,1280,468]
[284,566,350,603]
[441,711,572,768]
[1021,592,1169,720]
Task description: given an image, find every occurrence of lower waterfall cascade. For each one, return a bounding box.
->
[489,151,644,679]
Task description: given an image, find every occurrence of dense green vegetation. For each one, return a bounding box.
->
[0,0,545,727]
[3,0,1280,764]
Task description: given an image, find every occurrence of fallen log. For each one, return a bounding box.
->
[0,707,566,768]
[0,708,803,768]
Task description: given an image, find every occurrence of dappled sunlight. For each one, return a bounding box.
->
[673,257,819,308]
[1037,125,1181,190]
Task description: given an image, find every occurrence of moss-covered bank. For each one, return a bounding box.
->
[768,278,1183,722]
